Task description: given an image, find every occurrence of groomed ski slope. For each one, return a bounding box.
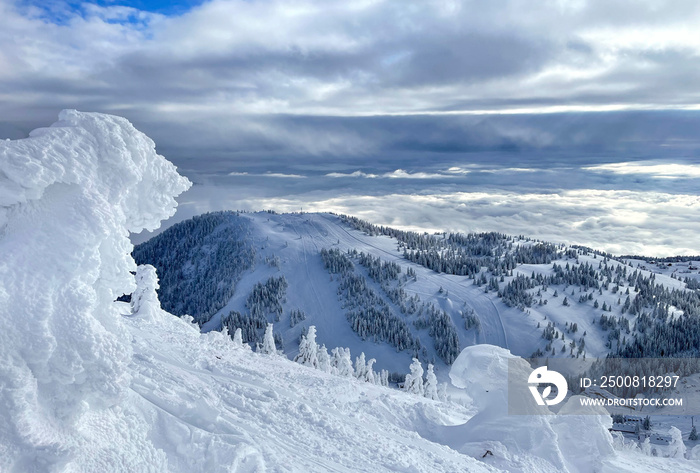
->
[1,110,699,472]
[199,211,514,374]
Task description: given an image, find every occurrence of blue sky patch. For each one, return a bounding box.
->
[19,0,206,24]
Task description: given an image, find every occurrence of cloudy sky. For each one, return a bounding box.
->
[2,0,700,255]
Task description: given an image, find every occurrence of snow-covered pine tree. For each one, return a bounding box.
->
[317,344,332,373]
[364,357,377,384]
[259,323,277,354]
[403,358,424,395]
[667,426,686,458]
[233,328,245,348]
[131,264,161,320]
[295,325,319,368]
[424,364,439,400]
[355,352,368,380]
[333,347,354,377]
[378,369,389,387]
[330,347,340,371]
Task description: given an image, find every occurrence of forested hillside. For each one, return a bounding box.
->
[133,211,700,376]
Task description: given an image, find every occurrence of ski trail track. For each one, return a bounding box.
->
[309,214,509,350]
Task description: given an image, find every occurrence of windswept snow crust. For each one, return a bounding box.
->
[1,111,697,472]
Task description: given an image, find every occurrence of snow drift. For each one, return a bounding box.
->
[447,345,614,472]
[0,110,190,470]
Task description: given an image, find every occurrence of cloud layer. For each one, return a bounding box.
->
[4,0,700,146]
[4,1,700,255]
[164,182,700,257]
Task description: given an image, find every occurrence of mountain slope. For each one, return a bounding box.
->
[134,210,700,380]
[123,302,700,473]
[125,308,494,473]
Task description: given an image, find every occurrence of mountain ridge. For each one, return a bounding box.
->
[133,210,700,379]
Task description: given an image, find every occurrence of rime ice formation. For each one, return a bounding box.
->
[0,110,190,471]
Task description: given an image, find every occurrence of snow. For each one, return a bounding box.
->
[131,264,163,322]
[0,110,189,470]
[447,346,570,471]
[2,110,699,472]
[125,306,496,473]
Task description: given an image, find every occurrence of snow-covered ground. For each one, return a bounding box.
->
[2,110,700,472]
[122,309,700,473]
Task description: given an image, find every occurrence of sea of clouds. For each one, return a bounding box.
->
[135,152,700,257]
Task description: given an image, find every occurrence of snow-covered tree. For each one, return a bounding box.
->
[378,369,390,387]
[354,352,368,380]
[331,347,354,377]
[403,358,424,395]
[294,325,319,368]
[259,323,277,354]
[667,426,686,458]
[359,357,376,384]
[233,328,245,348]
[317,344,332,373]
[131,264,162,320]
[424,364,440,400]
[330,347,340,371]
[0,111,191,469]
[690,425,698,441]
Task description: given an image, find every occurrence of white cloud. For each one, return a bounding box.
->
[227,171,306,178]
[5,0,700,122]
[445,166,471,174]
[325,170,378,178]
[477,167,539,174]
[584,161,700,179]
[382,169,455,179]
[324,169,460,179]
[264,172,306,178]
